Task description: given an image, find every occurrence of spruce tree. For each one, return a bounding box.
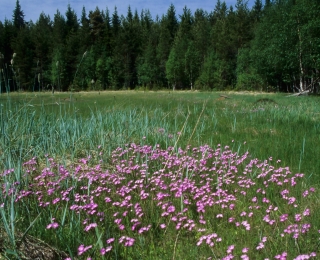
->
[13,0,25,30]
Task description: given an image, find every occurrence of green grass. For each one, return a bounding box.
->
[0,90,319,259]
[1,90,319,182]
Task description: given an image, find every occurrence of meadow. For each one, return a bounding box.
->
[0,90,319,259]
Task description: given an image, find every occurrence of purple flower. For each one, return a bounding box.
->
[167,205,175,213]
[242,248,249,253]
[295,214,302,222]
[303,208,310,216]
[100,248,106,255]
[280,214,288,222]
[46,222,59,229]
[84,223,97,232]
[119,236,135,247]
[78,244,92,256]
[227,245,235,254]
[160,224,166,229]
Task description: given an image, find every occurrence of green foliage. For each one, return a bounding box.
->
[12,0,25,30]
[0,1,320,92]
[51,48,65,91]
[196,50,223,89]
[251,0,320,92]
[236,48,264,91]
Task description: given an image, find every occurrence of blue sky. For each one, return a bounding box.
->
[1,0,255,23]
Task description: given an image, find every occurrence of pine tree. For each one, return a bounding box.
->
[165,4,179,45]
[79,7,91,49]
[234,0,252,50]
[13,0,25,30]
[120,6,142,89]
[137,9,160,88]
[53,10,66,46]
[252,0,263,23]
[193,9,210,62]
[109,7,123,89]
[103,8,112,52]
[32,12,53,91]
[89,7,105,43]
[166,6,194,89]
[1,19,15,65]
[65,4,79,35]
[157,17,171,87]
[11,25,34,90]
[210,1,235,88]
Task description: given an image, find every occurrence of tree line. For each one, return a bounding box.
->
[0,0,319,93]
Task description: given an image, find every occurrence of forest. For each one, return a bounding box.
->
[0,0,319,93]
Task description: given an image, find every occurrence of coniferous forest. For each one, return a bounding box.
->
[0,0,320,93]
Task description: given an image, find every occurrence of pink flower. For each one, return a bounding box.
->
[228,217,235,223]
[84,223,97,232]
[46,222,59,229]
[100,248,106,255]
[105,246,112,252]
[167,205,175,213]
[100,245,114,254]
[119,236,135,247]
[160,224,166,229]
[242,248,249,253]
[106,238,115,244]
[280,214,288,222]
[295,214,302,222]
[303,208,310,216]
[227,245,235,254]
[288,197,296,204]
[302,190,309,197]
[78,244,92,256]
[256,243,264,250]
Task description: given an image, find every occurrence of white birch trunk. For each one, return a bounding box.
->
[297,19,304,92]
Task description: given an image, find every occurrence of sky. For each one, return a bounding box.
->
[1,0,255,23]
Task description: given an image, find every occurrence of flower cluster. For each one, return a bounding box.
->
[1,143,318,259]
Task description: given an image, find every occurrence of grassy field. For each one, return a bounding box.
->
[0,90,319,259]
